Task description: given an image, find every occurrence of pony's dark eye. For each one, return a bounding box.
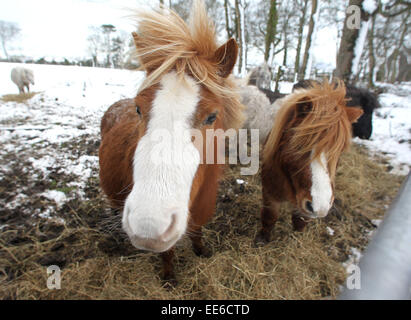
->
[136,106,142,116]
[204,112,217,125]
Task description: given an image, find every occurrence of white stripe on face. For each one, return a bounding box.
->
[122,71,201,252]
[310,151,333,218]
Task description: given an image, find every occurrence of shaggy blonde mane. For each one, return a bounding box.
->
[132,0,244,130]
[263,80,352,177]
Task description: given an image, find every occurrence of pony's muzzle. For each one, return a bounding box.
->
[125,214,181,252]
[301,199,332,219]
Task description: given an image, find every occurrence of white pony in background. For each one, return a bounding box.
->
[11,67,35,94]
[248,62,272,90]
[238,83,282,144]
[235,67,287,146]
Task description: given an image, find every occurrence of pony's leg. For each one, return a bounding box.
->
[291,212,310,232]
[189,226,212,258]
[255,199,280,246]
[161,247,177,288]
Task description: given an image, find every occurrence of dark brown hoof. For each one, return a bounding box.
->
[253,230,271,247]
[162,274,178,290]
[292,215,309,232]
[192,244,213,258]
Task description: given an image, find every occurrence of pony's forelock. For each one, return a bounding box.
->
[131,0,244,130]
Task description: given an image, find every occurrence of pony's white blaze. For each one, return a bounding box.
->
[122,72,201,252]
[310,152,333,218]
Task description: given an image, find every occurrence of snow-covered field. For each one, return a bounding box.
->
[0,62,410,222]
[0,63,144,221]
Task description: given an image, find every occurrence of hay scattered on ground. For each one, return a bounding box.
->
[0,142,404,300]
[1,92,38,103]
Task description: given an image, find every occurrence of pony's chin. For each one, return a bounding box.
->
[129,233,181,253]
[298,211,321,220]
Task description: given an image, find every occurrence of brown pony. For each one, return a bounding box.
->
[99,0,244,285]
[255,81,363,244]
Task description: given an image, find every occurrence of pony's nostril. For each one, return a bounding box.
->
[305,201,314,213]
[159,214,178,242]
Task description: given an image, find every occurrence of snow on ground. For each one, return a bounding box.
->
[0,62,144,222]
[354,82,411,176]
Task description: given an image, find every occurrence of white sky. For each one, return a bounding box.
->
[0,0,147,60]
[0,0,338,68]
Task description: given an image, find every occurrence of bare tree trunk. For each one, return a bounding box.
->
[234,0,246,75]
[379,16,392,82]
[264,0,278,62]
[335,0,374,83]
[294,0,309,81]
[368,14,376,87]
[224,0,233,39]
[299,0,318,81]
[1,39,8,60]
[274,39,287,93]
[275,17,290,92]
[389,10,410,83]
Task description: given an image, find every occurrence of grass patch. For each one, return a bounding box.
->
[55,186,77,195]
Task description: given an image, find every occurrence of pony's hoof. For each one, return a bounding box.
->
[193,245,213,258]
[162,275,178,290]
[253,231,271,247]
[292,215,309,232]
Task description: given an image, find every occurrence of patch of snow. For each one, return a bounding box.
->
[5,193,29,210]
[363,0,378,14]
[236,179,245,185]
[326,226,335,236]
[41,190,67,208]
[29,156,57,177]
[343,247,363,270]
[278,81,294,94]
[371,219,382,227]
[351,19,370,76]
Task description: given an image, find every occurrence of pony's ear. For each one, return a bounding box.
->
[132,32,149,72]
[132,32,140,50]
[214,38,238,78]
[346,106,363,123]
[296,98,313,118]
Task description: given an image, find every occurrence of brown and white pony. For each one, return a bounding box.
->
[99,1,244,285]
[255,81,363,244]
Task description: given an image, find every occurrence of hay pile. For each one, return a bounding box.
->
[0,144,404,299]
[1,92,38,103]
